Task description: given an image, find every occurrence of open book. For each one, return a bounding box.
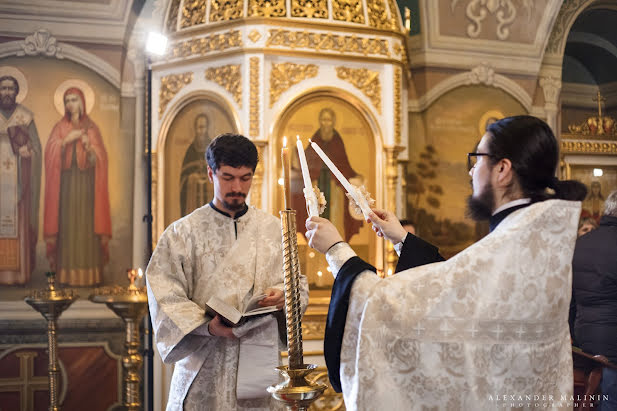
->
[205,294,280,327]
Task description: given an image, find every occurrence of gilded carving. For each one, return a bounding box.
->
[248,0,286,17]
[169,31,242,59]
[332,0,365,24]
[366,0,390,29]
[269,63,318,108]
[302,319,326,339]
[291,0,328,18]
[394,66,401,144]
[180,0,207,28]
[159,72,193,119]
[209,0,244,22]
[266,30,390,57]
[248,29,262,43]
[251,142,266,209]
[561,140,617,154]
[451,0,532,40]
[335,67,381,114]
[546,0,588,54]
[384,146,404,274]
[165,0,181,32]
[205,65,242,107]
[307,369,345,410]
[386,0,401,30]
[250,57,260,137]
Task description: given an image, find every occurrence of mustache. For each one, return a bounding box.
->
[225,192,246,198]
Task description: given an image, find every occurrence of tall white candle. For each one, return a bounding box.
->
[309,140,354,194]
[296,136,312,191]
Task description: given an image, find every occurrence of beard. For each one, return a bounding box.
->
[466,181,495,221]
[0,95,16,110]
[223,192,246,211]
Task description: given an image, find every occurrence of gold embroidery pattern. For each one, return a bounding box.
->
[249,57,260,137]
[159,72,193,119]
[335,66,381,113]
[291,0,328,18]
[266,30,390,57]
[269,62,318,108]
[394,65,401,144]
[332,0,365,24]
[366,0,389,29]
[205,65,242,106]
[166,0,182,33]
[209,0,244,22]
[180,0,207,28]
[248,0,286,17]
[169,31,242,59]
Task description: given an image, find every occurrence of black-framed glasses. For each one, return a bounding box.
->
[467,152,494,170]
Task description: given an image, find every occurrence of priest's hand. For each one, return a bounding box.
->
[305,216,343,254]
[367,208,408,244]
[208,315,236,339]
[259,288,284,310]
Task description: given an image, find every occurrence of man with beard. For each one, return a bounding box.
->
[180,113,212,216]
[0,74,41,285]
[305,116,587,409]
[146,133,308,410]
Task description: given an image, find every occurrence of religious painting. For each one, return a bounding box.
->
[568,165,617,224]
[0,66,41,286]
[275,92,376,296]
[408,86,526,258]
[163,97,237,227]
[43,79,111,287]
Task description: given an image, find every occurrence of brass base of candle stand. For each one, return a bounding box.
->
[268,364,327,411]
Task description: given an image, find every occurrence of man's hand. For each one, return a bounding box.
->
[259,288,284,309]
[208,315,236,339]
[305,216,344,254]
[367,208,408,245]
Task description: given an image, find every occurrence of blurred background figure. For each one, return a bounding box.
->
[399,219,416,236]
[578,216,599,237]
[571,189,617,411]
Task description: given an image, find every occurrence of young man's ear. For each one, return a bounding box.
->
[494,158,513,186]
[207,166,214,183]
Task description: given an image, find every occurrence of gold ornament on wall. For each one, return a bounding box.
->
[386,0,401,30]
[291,0,328,18]
[250,57,260,137]
[209,0,244,22]
[366,0,390,29]
[561,141,617,155]
[394,65,401,144]
[205,64,242,107]
[248,0,286,17]
[180,0,207,28]
[335,66,381,114]
[169,31,242,59]
[248,29,262,43]
[269,63,318,108]
[567,91,616,137]
[166,0,181,33]
[266,29,390,57]
[332,0,365,24]
[159,72,193,119]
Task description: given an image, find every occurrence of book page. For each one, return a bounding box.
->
[205,296,242,326]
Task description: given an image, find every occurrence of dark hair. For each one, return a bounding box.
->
[486,115,587,202]
[399,219,414,227]
[0,75,19,96]
[206,133,258,173]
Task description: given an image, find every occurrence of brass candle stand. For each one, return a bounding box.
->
[89,269,148,411]
[24,271,79,411]
[268,210,326,410]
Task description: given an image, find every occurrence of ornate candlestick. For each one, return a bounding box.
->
[268,210,326,410]
[90,269,147,411]
[24,271,79,411]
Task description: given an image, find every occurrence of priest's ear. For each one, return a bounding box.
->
[493,158,514,188]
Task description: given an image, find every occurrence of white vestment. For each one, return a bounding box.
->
[146,204,308,411]
[326,200,579,410]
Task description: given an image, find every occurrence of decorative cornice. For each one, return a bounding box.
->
[166,30,243,60]
[394,66,401,145]
[205,64,242,107]
[249,57,260,137]
[546,0,589,55]
[335,66,382,114]
[269,62,318,108]
[158,72,193,119]
[467,62,495,86]
[561,140,617,155]
[16,29,63,58]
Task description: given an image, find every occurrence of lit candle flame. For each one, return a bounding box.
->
[283,136,287,148]
[138,268,143,278]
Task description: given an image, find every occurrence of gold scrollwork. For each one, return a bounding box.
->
[270,62,318,108]
[205,65,242,107]
[209,0,244,22]
[266,29,390,57]
[250,57,260,137]
[336,66,381,114]
[386,0,401,30]
[366,0,390,29]
[332,0,365,24]
[307,369,345,410]
[166,0,182,33]
[159,72,193,119]
[561,140,617,155]
[394,66,401,144]
[169,31,242,59]
[291,0,328,18]
[302,319,326,339]
[180,0,207,28]
[248,0,286,17]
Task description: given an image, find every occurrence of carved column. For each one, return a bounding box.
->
[384,146,404,275]
[539,76,561,135]
[251,141,267,210]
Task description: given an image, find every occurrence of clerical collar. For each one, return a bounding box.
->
[209,201,249,219]
[489,198,531,232]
